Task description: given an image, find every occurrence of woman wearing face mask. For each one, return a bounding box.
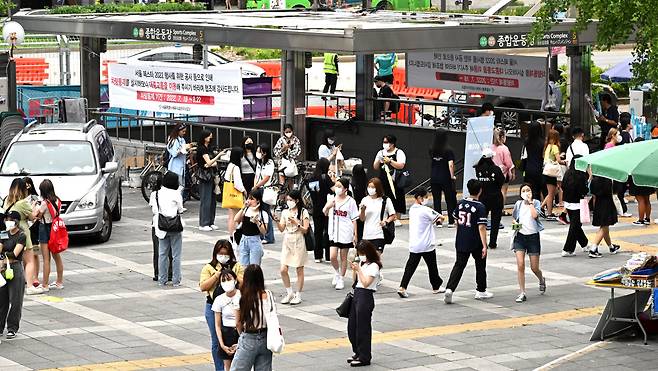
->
[540,130,562,221]
[318,129,340,161]
[273,124,302,186]
[167,124,195,201]
[511,184,546,303]
[324,178,359,291]
[347,240,382,367]
[212,269,241,371]
[254,144,275,245]
[561,155,590,256]
[234,189,269,266]
[199,240,244,371]
[0,211,27,340]
[276,190,309,305]
[198,130,223,232]
[224,147,246,240]
[604,128,621,150]
[240,137,257,194]
[372,135,407,223]
[359,178,396,254]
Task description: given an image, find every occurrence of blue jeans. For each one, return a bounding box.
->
[261,203,275,244]
[230,332,272,371]
[205,302,224,371]
[238,235,264,266]
[159,232,182,285]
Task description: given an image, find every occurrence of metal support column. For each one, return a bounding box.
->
[355,54,374,122]
[80,37,105,113]
[281,50,307,159]
[567,46,591,137]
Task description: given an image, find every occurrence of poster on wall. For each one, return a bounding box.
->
[462,115,495,198]
[108,64,244,118]
[407,51,548,100]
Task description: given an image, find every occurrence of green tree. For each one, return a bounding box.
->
[533,1,657,90]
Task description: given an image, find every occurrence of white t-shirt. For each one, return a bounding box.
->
[327,195,359,244]
[408,203,440,253]
[224,163,245,193]
[375,148,407,165]
[318,144,334,159]
[255,159,275,187]
[360,196,395,240]
[211,290,241,328]
[518,204,539,235]
[566,139,589,166]
[356,262,380,291]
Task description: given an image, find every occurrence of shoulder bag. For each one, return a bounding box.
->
[156,191,183,233]
[392,150,413,189]
[336,291,353,318]
[380,197,395,245]
[265,290,285,353]
[299,209,315,252]
[222,164,244,209]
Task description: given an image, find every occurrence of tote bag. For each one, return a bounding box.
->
[265,290,285,353]
[579,198,591,224]
[222,164,244,209]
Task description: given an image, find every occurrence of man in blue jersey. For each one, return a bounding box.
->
[444,179,493,304]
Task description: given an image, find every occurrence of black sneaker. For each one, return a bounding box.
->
[557,213,569,225]
[588,249,603,258]
[609,244,621,254]
[539,208,547,219]
[6,331,16,339]
[633,220,646,226]
[644,219,652,225]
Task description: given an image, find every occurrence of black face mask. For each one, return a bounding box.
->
[245,143,254,151]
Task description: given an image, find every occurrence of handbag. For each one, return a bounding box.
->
[542,161,561,178]
[380,197,395,245]
[262,186,278,206]
[579,197,591,224]
[336,291,354,318]
[395,169,413,189]
[280,158,298,178]
[265,290,285,354]
[197,166,214,182]
[156,192,183,233]
[222,165,244,209]
[612,194,624,216]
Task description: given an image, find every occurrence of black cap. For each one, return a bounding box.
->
[5,211,20,221]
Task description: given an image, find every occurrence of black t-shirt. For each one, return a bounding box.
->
[378,84,395,99]
[453,199,487,253]
[430,149,455,184]
[620,131,632,145]
[196,144,210,166]
[475,163,504,202]
[1,230,27,261]
[600,105,620,140]
[308,174,334,216]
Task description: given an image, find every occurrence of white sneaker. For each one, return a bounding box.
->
[25,286,44,295]
[290,293,302,305]
[331,274,338,287]
[397,289,409,298]
[281,292,294,304]
[198,226,213,232]
[38,285,50,293]
[444,289,453,304]
[394,220,402,227]
[210,225,220,231]
[621,212,633,217]
[474,290,494,300]
[561,251,576,257]
[433,287,446,294]
[335,277,345,290]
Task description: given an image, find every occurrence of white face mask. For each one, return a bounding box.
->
[616,134,622,142]
[217,255,230,264]
[285,132,293,138]
[286,200,297,209]
[420,198,429,206]
[327,138,335,145]
[335,187,344,195]
[383,143,391,151]
[521,191,532,202]
[5,220,15,230]
[358,255,366,262]
[367,187,377,196]
[220,280,235,293]
[256,152,263,160]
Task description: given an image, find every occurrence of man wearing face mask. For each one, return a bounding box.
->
[397,188,445,298]
[0,211,27,340]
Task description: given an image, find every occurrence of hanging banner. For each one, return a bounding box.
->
[462,115,495,198]
[108,64,244,117]
[406,51,547,100]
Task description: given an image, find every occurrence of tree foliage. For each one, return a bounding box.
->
[533,1,658,90]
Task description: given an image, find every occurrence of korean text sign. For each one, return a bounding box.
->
[407,51,547,100]
[108,64,244,118]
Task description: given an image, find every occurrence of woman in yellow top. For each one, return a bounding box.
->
[199,240,244,371]
[3,178,39,294]
[541,130,563,220]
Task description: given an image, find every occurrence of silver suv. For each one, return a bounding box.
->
[0,120,122,243]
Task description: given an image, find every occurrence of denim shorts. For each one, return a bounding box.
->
[39,222,52,244]
[513,233,541,256]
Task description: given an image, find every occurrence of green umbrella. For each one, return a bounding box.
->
[575,140,658,187]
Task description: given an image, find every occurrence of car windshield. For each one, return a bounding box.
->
[0,141,97,176]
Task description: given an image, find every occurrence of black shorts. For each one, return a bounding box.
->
[379,74,394,84]
[543,175,558,186]
[330,241,354,249]
[365,238,385,252]
[219,325,239,360]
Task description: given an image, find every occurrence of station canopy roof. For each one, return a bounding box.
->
[13,9,597,53]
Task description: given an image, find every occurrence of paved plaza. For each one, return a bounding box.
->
[1,189,657,371]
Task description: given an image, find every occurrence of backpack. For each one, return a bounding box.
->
[46,200,68,254]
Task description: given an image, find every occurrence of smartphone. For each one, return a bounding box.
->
[0,231,8,240]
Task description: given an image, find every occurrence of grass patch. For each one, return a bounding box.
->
[48,3,205,15]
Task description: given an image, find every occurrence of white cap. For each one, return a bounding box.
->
[481,148,495,159]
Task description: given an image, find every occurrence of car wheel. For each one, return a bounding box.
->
[111,187,122,221]
[94,205,113,243]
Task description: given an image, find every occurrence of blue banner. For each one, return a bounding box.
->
[462,116,495,198]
